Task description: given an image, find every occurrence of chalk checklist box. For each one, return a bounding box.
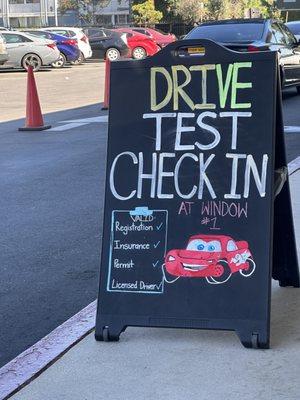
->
[107,207,168,294]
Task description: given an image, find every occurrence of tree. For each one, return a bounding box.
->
[206,0,280,20]
[59,0,79,14]
[132,0,163,26]
[59,0,95,24]
[173,0,208,24]
[154,0,177,20]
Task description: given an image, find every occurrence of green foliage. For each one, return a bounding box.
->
[173,0,208,24]
[132,0,163,26]
[155,0,281,23]
[59,0,79,14]
[59,0,95,24]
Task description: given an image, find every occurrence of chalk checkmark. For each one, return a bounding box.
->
[152,260,159,268]
[154,241,160,249]
[156,222,163,231]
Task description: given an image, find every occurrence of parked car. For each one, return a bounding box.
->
[0,31,60,71]
[24,30,80,68]
[185,18,300,93]
[165,234,255,284]
[43,27,92,64]
[286,21,300,41]
[114,27,160,59]
[131,27,176,48]
[0,32,9,65]
[84,28,130,61]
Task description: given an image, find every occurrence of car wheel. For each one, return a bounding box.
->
[209,260,232,284]
[132,46,147,60]
[22,53,42,72]
[106,48,120,61]
[296,86,300,95]
[51,52,66,68]
[239,257,256,277]
[70,52,84,65]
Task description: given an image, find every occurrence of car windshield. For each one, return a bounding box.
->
[286,23,300,35]
[186,22,265,43]
[186,239,221,252]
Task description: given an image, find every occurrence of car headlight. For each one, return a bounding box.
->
[168,255,176,262]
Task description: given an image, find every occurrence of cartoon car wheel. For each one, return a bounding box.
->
[239,257,256,277]
[208,260,232,284]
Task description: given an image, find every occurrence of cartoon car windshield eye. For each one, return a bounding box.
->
[164,234,256,285]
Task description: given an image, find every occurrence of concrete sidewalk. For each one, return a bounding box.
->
[7,171,300,400]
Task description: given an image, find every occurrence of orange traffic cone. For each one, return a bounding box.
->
[102,58,111,110]
[19,66,51,131]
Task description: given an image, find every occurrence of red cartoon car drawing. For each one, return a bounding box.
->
[164,234,256,284]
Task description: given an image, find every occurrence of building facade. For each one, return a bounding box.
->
[93,0,130,26]
[0,0,129,28]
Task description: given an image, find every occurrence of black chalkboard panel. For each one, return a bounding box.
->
[95,39,299,348]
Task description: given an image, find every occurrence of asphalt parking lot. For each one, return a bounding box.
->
[0,61,105,123]
[0,62,300,368]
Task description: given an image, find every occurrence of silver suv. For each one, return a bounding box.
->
[0,32,8,65]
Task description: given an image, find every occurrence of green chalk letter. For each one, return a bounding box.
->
[231,62,252,109]
[216,63,234,109]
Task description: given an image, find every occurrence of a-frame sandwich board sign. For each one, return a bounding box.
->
[95,39,299,349]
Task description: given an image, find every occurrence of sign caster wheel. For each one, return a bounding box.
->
[102,327,120,342]
[103,327,109,342]
[239,332,269,349]
[251,333,259,349]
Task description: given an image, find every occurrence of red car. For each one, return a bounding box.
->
[165,234,256,284]
[131,27,176,48]
[114,28,160,59]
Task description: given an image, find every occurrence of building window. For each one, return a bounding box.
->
[9,16,41,28]
[95,15,112,26]
[26,0,41,3]
[9,0,25,4]
[116,14,128,25]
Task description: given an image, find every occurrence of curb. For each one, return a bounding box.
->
[0,301,97,400]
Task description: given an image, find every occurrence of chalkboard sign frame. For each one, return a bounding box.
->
[95,39,299,349]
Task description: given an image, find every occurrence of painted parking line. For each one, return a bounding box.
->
[284,126,300,134]
[48,119,298,134]
[48,122,87,132]
[48,115,108,132]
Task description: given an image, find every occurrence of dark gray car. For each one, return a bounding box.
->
[84,28,130,61]
[186,19,300,93]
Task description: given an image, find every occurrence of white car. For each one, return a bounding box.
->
[0,32,8,65]
[0,31,60,71]
[44,27,92,63]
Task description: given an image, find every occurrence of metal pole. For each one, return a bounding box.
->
[128,0,132,26]
[5,0,10,28]
[45,0,49,26]
[54,0,58,26]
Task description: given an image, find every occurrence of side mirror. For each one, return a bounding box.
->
[236,240,248,250]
